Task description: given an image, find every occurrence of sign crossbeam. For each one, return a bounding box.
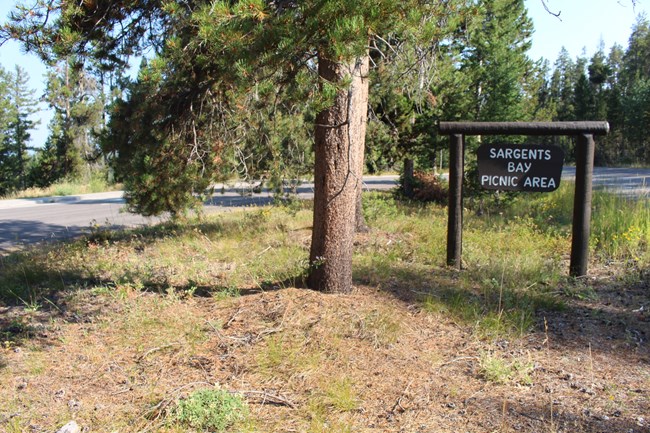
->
[439,121,609,277]
[439,121,609,136]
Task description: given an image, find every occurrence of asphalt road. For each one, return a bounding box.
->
[561,166,650,197]
[0,170,647,251]
[0,176,398,251]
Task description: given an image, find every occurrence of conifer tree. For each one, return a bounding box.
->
[465,0,534,124]
[3,0,461,293]
[39,57,105,183]
[0,65,39,194]
[0,66,14,195]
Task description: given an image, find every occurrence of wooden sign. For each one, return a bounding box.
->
[477,144,565,192]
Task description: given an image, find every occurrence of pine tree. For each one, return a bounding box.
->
[0,65,39,194]
[4,0,464,293]
[622,14,650,86]
[0,66,15,195]
[620,14,650,164]
[463,0,534,124]
[38,57,105,183]
[548,47,577,121]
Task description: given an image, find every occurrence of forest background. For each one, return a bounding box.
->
[0,0,649,199]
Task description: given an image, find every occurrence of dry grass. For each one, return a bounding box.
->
[1,193,648,432]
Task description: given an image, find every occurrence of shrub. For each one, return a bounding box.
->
[171,388,249,432]
[411,171,448,203]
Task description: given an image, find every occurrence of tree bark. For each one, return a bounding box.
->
[308,53,370,293]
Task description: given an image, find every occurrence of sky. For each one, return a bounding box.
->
[0,0,648,148]
[524,0,647,61]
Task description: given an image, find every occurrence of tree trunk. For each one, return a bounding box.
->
[308,53,370,293]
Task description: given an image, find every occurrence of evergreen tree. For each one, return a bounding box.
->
[37,57,105,184]
[623,78,650,164]
[0,67,11,145]
[365,17,463,174]
[464,0,534,124]
[619,14,650,164]
[0,66,15,195]
[0,65,39,195]
[4,0,464,293]
[622,14,650,86]
[574,70,594,120]
[548,47,577,121]
[587,44,610,120]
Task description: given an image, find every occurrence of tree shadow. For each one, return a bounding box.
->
[464,395,648,432]
[0,220,92,252]
[1,203,647,368]
[353,260,650,363]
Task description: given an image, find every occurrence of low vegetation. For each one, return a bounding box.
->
[0,185,648,432]
[2,175,120,200]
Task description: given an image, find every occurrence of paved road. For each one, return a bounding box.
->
[0,176,398,251]
[561,166,650,197]
[1,169,647,251]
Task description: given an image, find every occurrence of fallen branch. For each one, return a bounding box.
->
[137,342,181,361]
[390,379,414,414]
[234,390,296,409]
[224,308,244,328]
[438,356,479,368]
[255,327,284,342]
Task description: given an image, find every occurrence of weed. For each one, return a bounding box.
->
[3,416,23,433]
[170,388,249,432]
[257,334,287,371]
[306,398,354,433]
[324,378,359,412]
[1,318,32,344]
[479,351,534,385]
[212,285,241,300]
[362,192,403,223]
[562,280,598,300]
[354,309,400,348]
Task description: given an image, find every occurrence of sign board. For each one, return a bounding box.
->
[477,144,565,192]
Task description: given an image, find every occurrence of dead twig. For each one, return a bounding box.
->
[256,245,273,257]
[541,0,561,19]
[390,379,414,414]
[137,342,181,361]
[438,356,479,368]
[224,308,244,329]
[514,410,546,423]
[234,390,296,409]
[255,326,283,342]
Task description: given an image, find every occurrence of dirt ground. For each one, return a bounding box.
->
[1,265,648,432]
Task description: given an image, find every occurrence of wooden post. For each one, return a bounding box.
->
[403,158,415,198]
[447,134,464,268]
[570,134,595,277]
[438,122,608,277]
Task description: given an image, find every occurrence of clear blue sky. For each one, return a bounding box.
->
[524,0,647,61]
[0,0,648,148]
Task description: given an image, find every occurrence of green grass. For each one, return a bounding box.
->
[478,351,534,385]
[0,186,648,433]
[0,185,647,343]
[323,378,359,412]
[501,182,650,267]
